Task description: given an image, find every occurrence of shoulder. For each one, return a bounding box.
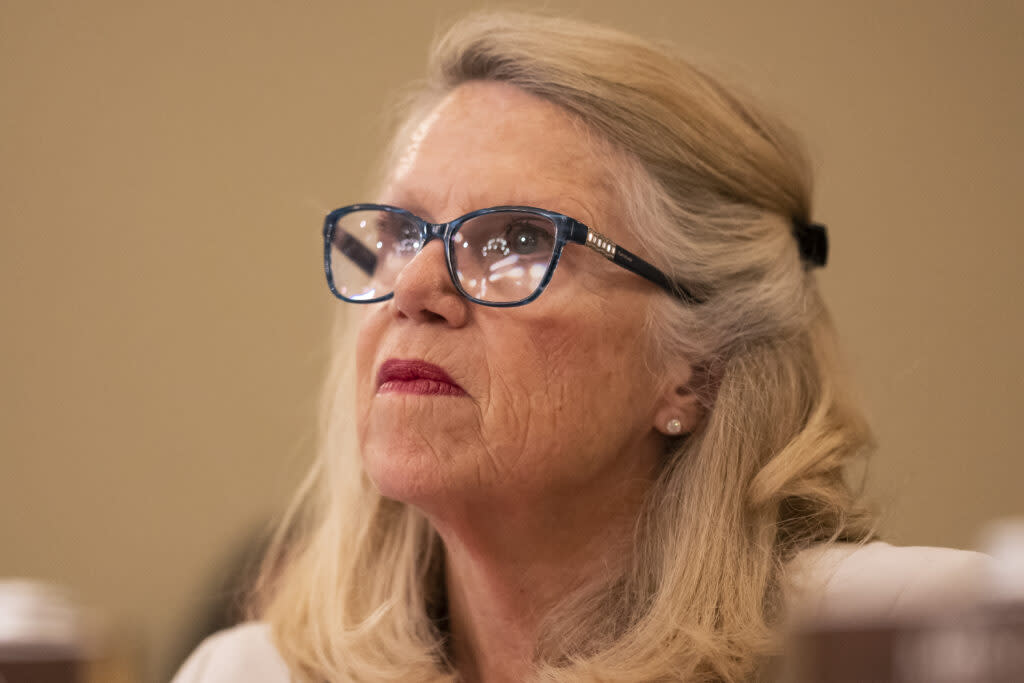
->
[786,540,992,619]
[171,622,290,683]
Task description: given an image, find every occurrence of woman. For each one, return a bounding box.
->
[175,12,987,683]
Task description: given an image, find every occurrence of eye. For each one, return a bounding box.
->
[505,219,553,256]
[375,214,422,255]
[395,225,422,255]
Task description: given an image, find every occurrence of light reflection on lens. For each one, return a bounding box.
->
[487,266,525,283]
[347,287,380,301]
[482,237,510,257]
[487,254,520,271]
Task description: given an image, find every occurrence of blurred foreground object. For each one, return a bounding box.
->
[0,580,136,683]
[785,519,1024,682]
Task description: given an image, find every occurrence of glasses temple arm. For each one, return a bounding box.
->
[613,246,705,304]
[577,226,705,304]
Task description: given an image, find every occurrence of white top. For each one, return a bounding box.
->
[171,541,991,682]
[172,621,288,683]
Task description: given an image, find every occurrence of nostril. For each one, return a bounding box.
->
[393,298,447,323]
[421,310,448,323]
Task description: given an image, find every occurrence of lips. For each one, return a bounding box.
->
[376,358,467,397]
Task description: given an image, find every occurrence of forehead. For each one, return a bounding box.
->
[384,81,618,227]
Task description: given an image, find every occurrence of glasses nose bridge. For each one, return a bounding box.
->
[405,218,456,278]
[420,219,454,244]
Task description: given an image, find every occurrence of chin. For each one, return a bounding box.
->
[361,442,457,507]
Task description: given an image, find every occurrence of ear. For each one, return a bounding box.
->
[653,362,701,437]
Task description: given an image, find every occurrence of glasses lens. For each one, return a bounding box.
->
[329,209,422,301]
[450,211,558,303]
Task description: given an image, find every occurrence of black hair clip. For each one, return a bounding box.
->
[792,220,828,268]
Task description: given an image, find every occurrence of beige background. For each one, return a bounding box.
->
[2,1,1021,680]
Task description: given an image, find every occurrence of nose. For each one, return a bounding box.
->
[390,240,470,326]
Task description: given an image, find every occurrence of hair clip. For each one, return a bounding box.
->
[792,220,828,268]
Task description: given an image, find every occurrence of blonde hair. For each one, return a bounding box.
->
[255,12,875,682]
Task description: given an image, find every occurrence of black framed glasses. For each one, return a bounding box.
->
[322,204,703,307]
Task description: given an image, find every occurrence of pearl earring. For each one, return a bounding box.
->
[665,418,683,435]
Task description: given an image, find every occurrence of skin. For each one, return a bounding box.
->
[354,81,697,683]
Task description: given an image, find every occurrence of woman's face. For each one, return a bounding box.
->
[354,82,689,513]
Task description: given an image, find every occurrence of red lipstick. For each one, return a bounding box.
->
[376,359,467,396]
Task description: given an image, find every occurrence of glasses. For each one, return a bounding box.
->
[322,204,701,307]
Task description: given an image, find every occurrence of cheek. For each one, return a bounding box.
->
[478,303,653,462]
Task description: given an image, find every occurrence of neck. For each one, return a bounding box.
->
[426,475,654,683]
